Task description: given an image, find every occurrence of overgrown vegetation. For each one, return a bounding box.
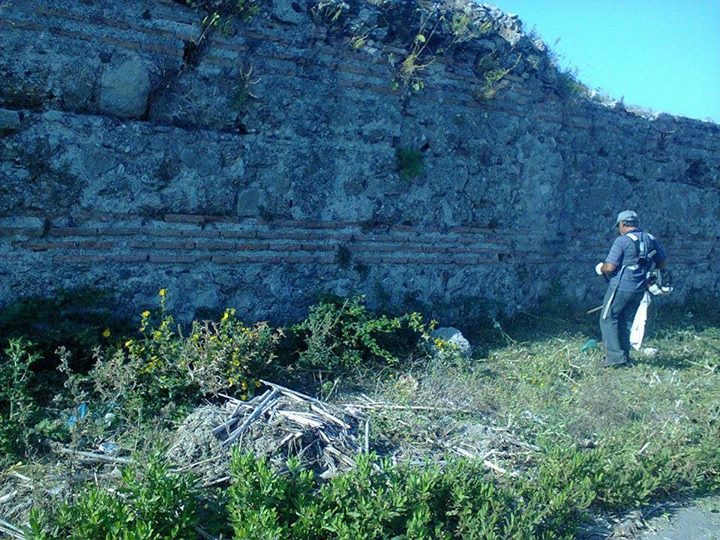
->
[182,0,263,25]
[0,340,42,461]
[291,295,429,371]
[2,293,719,538]
[88,291,281,422]
[227,451,589,539]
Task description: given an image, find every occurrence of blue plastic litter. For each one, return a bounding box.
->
[77,402,89,419]
[66,402,90,427]
[580,339,599,353]
[99,442,119,456]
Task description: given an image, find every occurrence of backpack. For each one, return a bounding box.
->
[626,232,672,295]
[625,232,656,269]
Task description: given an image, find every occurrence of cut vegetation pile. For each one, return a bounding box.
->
[169,380,365,484]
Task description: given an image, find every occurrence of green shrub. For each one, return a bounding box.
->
[291,296,429,371]
[229,452,315,539]
[90,290,188,418]
[27,457,199,540]
[182,308,281,397]
[228,451,593,539]
[0,339,42,464]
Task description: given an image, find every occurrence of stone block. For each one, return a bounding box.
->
[0,109,21,132]
[236,188,262,217]
[271,0,311,24]
[98,57,153,118]
[112,253,150,263]
[165,213,205,224]
[430,327,472,358]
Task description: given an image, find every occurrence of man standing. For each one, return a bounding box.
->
[595,210,666,367]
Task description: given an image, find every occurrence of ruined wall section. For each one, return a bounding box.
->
[1,0,718,323]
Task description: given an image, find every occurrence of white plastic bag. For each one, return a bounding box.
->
[630,292,652,350]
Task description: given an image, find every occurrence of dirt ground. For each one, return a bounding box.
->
[637,495,720,540]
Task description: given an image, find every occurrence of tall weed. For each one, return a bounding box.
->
[0,339,42,463]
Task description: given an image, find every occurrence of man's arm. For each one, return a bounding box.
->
[597,237,625,276]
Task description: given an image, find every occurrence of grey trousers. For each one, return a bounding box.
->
[599,288,645,365]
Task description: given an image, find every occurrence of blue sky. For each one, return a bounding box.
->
[493,0,720,124]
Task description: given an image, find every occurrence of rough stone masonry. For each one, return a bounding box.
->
[0,0,718,324]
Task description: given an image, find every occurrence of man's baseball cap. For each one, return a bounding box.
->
[616,210,639,225]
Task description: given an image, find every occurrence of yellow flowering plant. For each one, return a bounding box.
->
[182,308,282,396]
[90,290,188,417]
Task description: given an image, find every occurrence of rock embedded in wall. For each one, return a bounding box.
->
[98,57,154,118]
[0,109,21,132]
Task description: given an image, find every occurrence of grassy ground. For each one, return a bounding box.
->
[354,301,720,529]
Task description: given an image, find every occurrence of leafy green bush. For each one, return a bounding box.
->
[228,451,594,539]
[0,339,42,464]
[182,308,280,397]
[291,296,429,371]
[27,457,199,540]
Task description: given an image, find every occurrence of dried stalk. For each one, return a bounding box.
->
[0,518,24,540]
[345,403,470,413]
[221,388,280,447]
[56,447,132,465]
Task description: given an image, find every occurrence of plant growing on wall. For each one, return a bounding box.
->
[390,13,442,92]
[347,25,374,50]
[183,0,263,24]
[443,11,493,50]
[311,0,349,28]
[389,4,495,92]
[473,52,522,101]
[231,65,260,112]
[396,147,424,180]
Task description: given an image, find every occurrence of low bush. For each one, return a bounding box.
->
[291,296,429,371]
[228,451,595,539]
[26,457,199,540]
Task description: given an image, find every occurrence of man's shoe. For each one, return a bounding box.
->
[601,358,633,368]
[610,360,633,368]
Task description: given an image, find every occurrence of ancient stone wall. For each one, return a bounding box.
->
[1,0,719,324]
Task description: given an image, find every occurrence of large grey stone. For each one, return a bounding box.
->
[0,109,21,132]
[98,57,152,118]
[237,187,262,217]
[430,327,472,358]
[271,0,310,25]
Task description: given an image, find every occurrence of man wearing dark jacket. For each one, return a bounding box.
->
[595,210,667,367]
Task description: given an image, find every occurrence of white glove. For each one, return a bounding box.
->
[595,262,604,276]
